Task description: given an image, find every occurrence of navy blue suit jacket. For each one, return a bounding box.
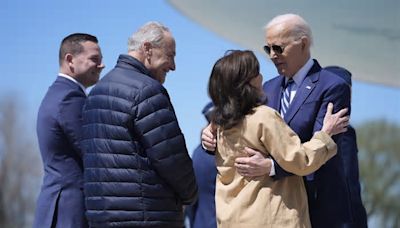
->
[264,60,353,227]
[186,145,217,228]
[33,76,88,228]
[339,126,368,227]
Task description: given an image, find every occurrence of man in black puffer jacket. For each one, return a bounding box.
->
[81,21,198,228]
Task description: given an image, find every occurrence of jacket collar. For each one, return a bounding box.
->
[58,73,87,95]
[116,54,152,77]
[56,75,86,95]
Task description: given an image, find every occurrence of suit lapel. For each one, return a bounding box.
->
[284,60,321,123]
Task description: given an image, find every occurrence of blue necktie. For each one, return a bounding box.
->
[280,79,294,118]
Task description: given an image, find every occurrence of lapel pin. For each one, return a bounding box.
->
[306,86,311,90]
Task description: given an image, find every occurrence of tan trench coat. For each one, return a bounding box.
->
[215,106,337,228]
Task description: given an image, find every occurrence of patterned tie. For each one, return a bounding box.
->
[280,79,294,118]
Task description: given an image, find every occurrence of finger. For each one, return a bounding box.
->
[201,134,214,143]
[203,142,216,151]
[243,171,258,177]
[201,133,216,144]
[326,102,333,115]
[202,130,215,140]
[209,123,217,132]
[237,170,247,176]
[336,127,348,134]
[237,165,257,175]
[202,124,213,135]
[339,115,350,123]
[234,163,243,169]
[336,108,349,117]
[235,164,249,172]
[337,118,350,127]
[203,141,215,147]
[244,147,257,156]
[235,163,249,172]
[235,157,249,164]
[204,136,216,145]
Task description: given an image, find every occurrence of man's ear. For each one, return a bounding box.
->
[65,53,74,66]
[301,36,309,50]
[143,42,152,59]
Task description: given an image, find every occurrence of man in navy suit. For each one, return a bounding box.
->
[325,66,368,228]
[33,33,104,228]
[202,14,356,227]
[186,102,217,228]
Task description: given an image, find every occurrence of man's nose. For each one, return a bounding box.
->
[170,59,176,71]
[269,49,278,59]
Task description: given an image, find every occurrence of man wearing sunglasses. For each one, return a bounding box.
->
[241,13,355,228]
[202,14,357,228]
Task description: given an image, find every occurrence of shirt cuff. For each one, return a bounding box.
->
[201,141,215,152]
[269,159,276,176]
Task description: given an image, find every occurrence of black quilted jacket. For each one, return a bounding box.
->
[81,54,197,227]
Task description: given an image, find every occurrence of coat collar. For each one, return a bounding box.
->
[58,73,87,95]
[56,75,86,95]
[116,54,152,77]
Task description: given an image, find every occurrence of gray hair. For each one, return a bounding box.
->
[264,14,313,46]
[127,21,170,51]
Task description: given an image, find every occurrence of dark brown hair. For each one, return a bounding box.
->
[59,33,98,66]
[208,50,263,129]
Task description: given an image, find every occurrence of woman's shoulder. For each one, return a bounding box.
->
[252,105,279,117]
[245,105,282,126]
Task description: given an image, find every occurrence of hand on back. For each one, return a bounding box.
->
[321,103,349,136]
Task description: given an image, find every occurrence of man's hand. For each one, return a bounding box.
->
[321,102,349,136]
[235,147,272,177]
[201,124,216,151]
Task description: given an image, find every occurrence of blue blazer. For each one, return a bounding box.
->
[339,126,368,227]
[263,60,354,227]
[33,76,88,228]
[186,145,217,228]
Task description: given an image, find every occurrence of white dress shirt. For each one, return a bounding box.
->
[283,58,314,104]
[271,58,314,176]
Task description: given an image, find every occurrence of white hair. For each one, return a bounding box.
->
[264,14,313,46]
[127,21,170,51]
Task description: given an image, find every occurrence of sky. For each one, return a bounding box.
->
[1,0,399,153]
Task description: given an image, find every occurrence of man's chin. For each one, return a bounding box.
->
[156,74,166,84]
[160,77,166,84]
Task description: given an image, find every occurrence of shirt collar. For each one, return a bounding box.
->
[286,58,313,86]
[58,73,87,95]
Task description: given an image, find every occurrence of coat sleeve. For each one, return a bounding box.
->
[313,80,351,134]
[260,110,338,176]
[58,90,86,157]
[132,84,198,204]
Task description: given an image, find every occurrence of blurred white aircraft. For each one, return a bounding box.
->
[168,0,400,87]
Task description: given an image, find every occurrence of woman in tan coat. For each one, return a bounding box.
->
[208,50,349,228]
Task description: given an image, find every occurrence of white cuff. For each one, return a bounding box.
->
[269,159,276,176]
[201,141,215,152]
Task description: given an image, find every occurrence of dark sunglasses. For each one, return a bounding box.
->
[263,44,286,55]
[263,37,302,55]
